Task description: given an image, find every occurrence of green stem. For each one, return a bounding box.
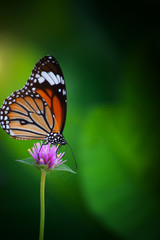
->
[39,170,46,240]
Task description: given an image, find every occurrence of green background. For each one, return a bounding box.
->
[0,1,159,240]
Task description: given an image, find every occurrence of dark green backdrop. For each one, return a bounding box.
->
[0,1,160,240]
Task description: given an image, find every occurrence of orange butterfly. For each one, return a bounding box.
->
[0,56,67,145]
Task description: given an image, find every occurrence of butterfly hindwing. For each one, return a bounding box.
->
[0,56,67,141]
[1,93,53,140]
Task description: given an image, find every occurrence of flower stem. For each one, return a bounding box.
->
[39,170,46,240]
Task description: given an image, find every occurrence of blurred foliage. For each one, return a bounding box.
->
[0,1,160,240]
[78,36,160,240]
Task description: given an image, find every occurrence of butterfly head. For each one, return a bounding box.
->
[47,132,66,145]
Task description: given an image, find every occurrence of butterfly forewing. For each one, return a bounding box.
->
[0,55,67,141]
[27,55,67,133]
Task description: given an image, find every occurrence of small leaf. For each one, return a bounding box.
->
[16,157,35,166]
[34,162,48,170]
[16,159,76,174]
[51,163,76,174]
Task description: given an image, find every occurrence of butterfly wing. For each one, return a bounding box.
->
[0,55,67,140]
[31,55,67,134]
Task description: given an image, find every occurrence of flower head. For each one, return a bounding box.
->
[28,141,66,169]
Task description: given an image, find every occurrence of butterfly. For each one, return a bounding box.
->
[0,55,67,145]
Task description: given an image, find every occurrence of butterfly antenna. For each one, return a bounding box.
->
[39,140,48,152]
[66,141,78,170]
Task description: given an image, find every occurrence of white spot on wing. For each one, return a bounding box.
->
[61,77,65,84]
[62,89,66,95]
[38,77,45,83]
[36,74,40,78]
[48,72,58,84]
[41,71,54,85]
[56,74,61,83]
[10,130,14,136]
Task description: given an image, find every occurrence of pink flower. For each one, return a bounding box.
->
[28,141,66,169]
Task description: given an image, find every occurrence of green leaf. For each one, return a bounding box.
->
[51,163,76,174]
[16,158,76,174]
[16,157,35,166]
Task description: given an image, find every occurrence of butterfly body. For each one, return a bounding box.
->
[0,55,67,145]
[47,132,66,145]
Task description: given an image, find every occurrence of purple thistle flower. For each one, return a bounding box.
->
[28,141,66,169]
